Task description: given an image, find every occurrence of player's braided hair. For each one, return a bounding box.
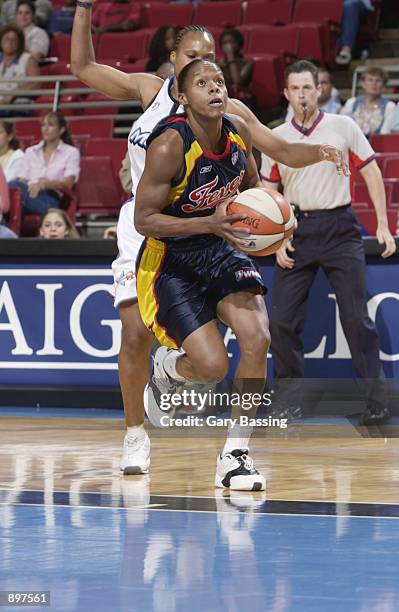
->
[174,25,213,51]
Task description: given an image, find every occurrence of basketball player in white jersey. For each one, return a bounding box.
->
[71,9,347,478]
[261,60,396,424]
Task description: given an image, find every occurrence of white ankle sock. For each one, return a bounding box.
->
[163,349,186,382]
[222,424,253,456]
[126,424,146,441]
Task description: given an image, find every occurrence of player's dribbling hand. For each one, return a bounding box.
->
[210,201,250,251]
[376,224,397,258]
[318,144,350,176]
[276,240,295,269]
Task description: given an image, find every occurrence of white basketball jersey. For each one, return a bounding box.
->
[128,76,182,195]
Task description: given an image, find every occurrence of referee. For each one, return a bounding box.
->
[262,60,396,424]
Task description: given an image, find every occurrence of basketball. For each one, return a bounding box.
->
[227,187,295,256]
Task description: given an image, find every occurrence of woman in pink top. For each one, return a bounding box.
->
[10,112,80,214]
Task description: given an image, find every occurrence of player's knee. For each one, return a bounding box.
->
[240,325,270,360]
[120,306,152,356]
[195,354,229,383]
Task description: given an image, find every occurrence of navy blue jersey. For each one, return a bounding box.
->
[146,114,247,245]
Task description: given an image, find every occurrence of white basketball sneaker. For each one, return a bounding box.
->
[120,431,150,475]
[144,346,185,426]
[215,449,266,491]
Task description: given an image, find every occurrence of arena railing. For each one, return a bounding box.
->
[0,74,142,135]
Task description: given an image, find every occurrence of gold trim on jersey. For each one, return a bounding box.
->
[227,131,247,153]
[168,140,203,205]
[136,237,178,350]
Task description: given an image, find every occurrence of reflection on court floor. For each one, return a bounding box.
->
[1,411,399,611]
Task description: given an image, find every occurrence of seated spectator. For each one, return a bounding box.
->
[48,0,75,35]
[389,102,399,133]
[16,0,49,60]
[218,28,254,107]
[0,25,40,116]
[0,164,17,237]
[285,68,341,120]
[156,61,173,80]
[39,208,79,239]
[9,111,80,214]
[92,0,140,34]
[0,121,24,181]
[336,0,374,65]
[146,25,176,74]
[0,0,52,28]
[341,66,396,136]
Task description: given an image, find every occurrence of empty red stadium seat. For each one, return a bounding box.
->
[14,120,42,140]
[77,156,123,215]
[50,34,71,61]
[247,25,299,58]
[296,23,328,64]
[383,157,399,179]
[72,134,91,155]
[243,0,293,26]
[355,209,397,235]
[118,59,148,73]
[250,53,283,106]
[96,31,149,63]
[141,3,193,28]
[353,181,394,208]
[35,94,81,116]
[84,93,119,116]
[195,1,242,27]
[68,118,114,138]
[370,134,399,153]
[292,0,342,24]
[86,138,127,178]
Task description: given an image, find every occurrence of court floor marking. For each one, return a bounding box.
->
[1,501,399,520]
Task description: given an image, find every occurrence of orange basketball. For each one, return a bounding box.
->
[227,187,295,256]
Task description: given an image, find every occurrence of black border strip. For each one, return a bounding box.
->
[0,489,398,518]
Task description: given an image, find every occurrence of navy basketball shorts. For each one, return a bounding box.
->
[136,236,266,349]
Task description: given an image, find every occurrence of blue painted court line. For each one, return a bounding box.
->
[1,505,398,612]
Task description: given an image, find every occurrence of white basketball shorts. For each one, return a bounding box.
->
[111,198,144,308]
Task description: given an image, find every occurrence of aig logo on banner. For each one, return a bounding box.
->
[0,268,121,386]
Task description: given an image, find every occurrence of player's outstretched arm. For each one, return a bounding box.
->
[227,98,348,175]
[134,132,248,249]
[70,2,162,106]
[360,160,396,258]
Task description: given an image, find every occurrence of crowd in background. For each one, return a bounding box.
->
[0,0,398,239]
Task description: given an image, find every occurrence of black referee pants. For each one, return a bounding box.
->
[270,206,386,409]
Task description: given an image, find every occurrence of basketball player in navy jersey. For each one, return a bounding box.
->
[134,59,269,491]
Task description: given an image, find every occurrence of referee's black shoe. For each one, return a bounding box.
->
[359,406,390,426]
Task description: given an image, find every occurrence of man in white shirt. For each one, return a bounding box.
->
[262,60,396,425]
[16,0,49,60]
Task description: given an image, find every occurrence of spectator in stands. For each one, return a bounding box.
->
[0,165,12,235]
[389,102,399,133]
[0,121,24,181]
[48,0,75,35]
[146,26,177,74]
[218,28,254,107]
[9,111,80,214]
[0,0,52,28]
[286,68,341,121]
[92,0,140,34]
[39,208,79,239]
[341,66,396,137]
[0,25,40,116]
[336,0,374,65]
[156,61,174,80]
[16,1,49,61]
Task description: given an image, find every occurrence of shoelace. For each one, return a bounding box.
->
[240,453,254,471]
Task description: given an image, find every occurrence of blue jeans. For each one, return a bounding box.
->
[340,0,372,49]
[9,180,60,214]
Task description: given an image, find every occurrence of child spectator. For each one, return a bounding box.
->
[146,26,176,73]
[39,207,79,239]
[10,112,80,214]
